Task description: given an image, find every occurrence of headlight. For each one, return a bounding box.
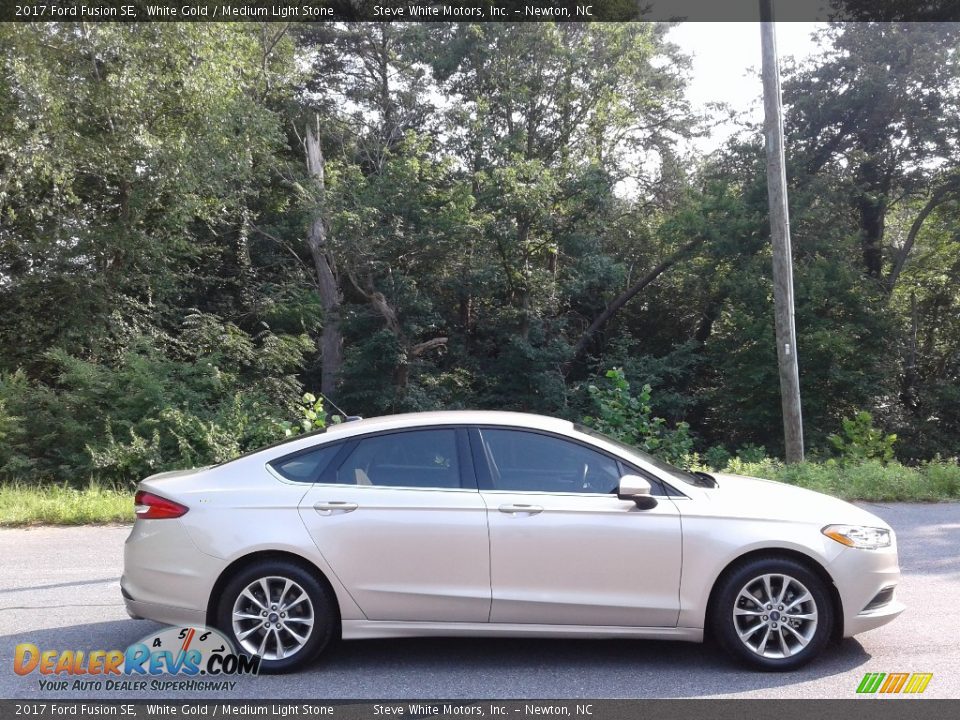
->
[822,524,891,549]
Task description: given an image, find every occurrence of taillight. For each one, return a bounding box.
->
[134,490,188,519]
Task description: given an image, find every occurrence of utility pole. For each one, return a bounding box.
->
[760,0,804,462]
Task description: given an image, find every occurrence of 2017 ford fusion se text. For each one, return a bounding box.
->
[122,411,903,672]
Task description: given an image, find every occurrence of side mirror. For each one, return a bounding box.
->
[618,474,658,510]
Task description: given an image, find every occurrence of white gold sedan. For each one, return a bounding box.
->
[122,411,903,672]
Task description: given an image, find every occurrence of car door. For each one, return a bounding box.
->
[296,427,491,622]
[472,427,682,627]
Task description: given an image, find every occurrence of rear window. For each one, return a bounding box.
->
[215,426,329,468]
[269,444,341,482]
[335,430,461,488]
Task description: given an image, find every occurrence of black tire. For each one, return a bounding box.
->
[711,556,835,671]
[215,560,338,674]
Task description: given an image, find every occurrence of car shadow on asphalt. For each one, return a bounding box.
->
[1,621,871,699]
[0,619,164,698]
[306,635,873,698]
[0,619,166,654]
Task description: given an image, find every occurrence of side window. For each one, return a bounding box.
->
[480,429,620,494]
[269,444,341,482]
[335,430,461,489]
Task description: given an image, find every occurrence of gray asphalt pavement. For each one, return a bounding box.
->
[1,503,958,699]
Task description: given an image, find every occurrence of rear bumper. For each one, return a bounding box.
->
[123,519,226,624]
[122,592,205,626]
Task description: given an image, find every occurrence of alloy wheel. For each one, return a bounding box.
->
[732,573,819,660]
[231,575,315,661]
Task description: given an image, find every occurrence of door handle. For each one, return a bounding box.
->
[313,501,358,516]
[498,503,543,516]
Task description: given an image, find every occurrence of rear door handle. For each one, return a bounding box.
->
[314,501,358,516]
[498,504,543,516]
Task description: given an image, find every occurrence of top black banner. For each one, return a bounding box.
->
[2,0,960,22]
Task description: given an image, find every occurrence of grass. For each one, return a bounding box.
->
[0,482,132,526]
[1,458,958,526]
[721,458,960,502]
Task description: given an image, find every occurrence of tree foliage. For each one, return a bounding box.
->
[0,21,957,484]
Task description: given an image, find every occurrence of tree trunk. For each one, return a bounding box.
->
[459,155,484,348]
[693,297,723,347]
[900,291,920,412]
[563,236,704,376]
[856,160,886,278]
[235,200,255,312]
[886,177,960,293]
[516,219,532,340]
[360,279,447,392]
[304,118,343,400]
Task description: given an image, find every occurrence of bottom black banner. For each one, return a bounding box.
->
[0,700,956,720]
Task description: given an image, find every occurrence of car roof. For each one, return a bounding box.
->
[242,410,577,464]
[323,410,574,437]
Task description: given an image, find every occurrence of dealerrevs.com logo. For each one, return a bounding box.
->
[856,672,933,695]
[13,626,259,692]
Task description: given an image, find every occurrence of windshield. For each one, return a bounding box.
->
[573,424,699,486]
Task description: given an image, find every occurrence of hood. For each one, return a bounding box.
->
[695,472,890,528]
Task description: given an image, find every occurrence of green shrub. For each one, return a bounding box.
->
[278,393,331,437]
[735,443,768,464]
[770,461,840,496]
[0,398,17,472]
[703,445,732,471]
[0,313,313,485]
[87,425,165,481]
[842,461,927,501]
[0,372,37,477]
[828,410,897,463]
[924,458,960,497]
[582,368,693,466]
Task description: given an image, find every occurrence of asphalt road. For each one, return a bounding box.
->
[1,503,958,700]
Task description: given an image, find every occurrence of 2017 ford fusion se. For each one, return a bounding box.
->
[122,411,903,672]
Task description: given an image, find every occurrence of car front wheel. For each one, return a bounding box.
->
[216,560,337,673]
[712,557,834,671]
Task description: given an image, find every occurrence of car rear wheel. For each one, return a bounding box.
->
[216,560,337,673]
[712,557,834,671]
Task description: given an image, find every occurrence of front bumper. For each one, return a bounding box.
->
[844,599,906,636]
[828,540,904,638]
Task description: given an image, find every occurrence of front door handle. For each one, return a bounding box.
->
[498,504,543,516]
[314,501,358,516]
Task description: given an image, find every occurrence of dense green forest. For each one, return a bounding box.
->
[1,22,958,486]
